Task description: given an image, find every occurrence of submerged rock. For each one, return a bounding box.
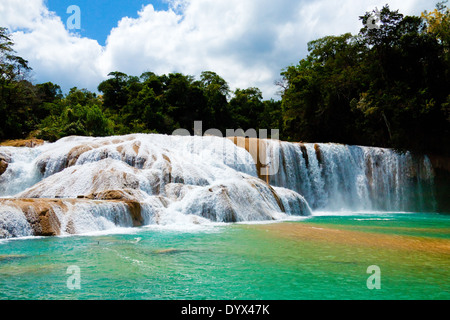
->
[0,254,27,262]
[153,248,189,255]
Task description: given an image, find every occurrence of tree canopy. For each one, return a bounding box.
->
[0,3,449,156]
[280,4,450,155]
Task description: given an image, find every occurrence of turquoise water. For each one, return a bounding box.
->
[0,213,449,300]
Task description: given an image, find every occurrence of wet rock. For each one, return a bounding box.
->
[0,198,146,238]
[164,183,197,201]
[228,136,268,180]
[428,154,450,174]
[7,199,63,236]
[37,207,61,237]
[0,160,8,176]
[299,143,309,167]
[125,200,143,227]
[85,189,140,201]
[314,144,323,165]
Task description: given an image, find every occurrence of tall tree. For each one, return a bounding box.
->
[229,88,265,130]
[0,27,36,139]
[198,71,231,131]
[280,5,450,155]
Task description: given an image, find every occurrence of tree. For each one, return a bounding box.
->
[98,71,130,112]
[198,71,231,131]
[229,88,265,130]
[38,87,114,141]
[280,5,450,155]
[281,33,366,143]
[0,27,36,140]
[0,27,31,83]
[422,1,450,50]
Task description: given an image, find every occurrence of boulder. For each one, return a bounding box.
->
[0,160,7,176]
[2,199,64,236]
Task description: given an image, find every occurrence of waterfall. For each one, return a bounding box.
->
[0,134,438,239]
[0,146,42,196]
[0,134,311,238]
[264,141,436,212]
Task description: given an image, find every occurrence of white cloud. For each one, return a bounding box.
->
[0,0,46,30]
[0,0,436,99]
[0,0,104,92]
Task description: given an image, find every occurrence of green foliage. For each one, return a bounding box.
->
[97,69,265,135]
[229,88,264,130]
[280,4,450,155]
[38,88,113,141]
[422,0,450,51]
[1,2,450,159]
[0,27,36,140]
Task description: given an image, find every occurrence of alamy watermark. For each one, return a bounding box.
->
[366,265,381,290]
[365,7,381,30]
[66,265,81,290]
[172,121,281,176]
[66,5,81,30]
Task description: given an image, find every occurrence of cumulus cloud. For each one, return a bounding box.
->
[0,0,435,99]
[0,0,104,91]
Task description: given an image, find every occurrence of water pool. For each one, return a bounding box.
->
[0,212,449,300]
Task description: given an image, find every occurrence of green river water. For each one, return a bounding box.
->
[0,212,449,300]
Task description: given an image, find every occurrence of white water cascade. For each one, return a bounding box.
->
[0,134,437,238]
[0,134,311,238]
[264,141,436,212]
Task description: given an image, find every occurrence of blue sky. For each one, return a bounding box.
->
[1,0,434,99]
[46,0,168,45]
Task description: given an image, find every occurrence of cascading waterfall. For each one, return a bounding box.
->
[0,134,312,238]
[0,134,438,239]
[0,146,42,196]
[0,204,33,238]
[264,141,436,212]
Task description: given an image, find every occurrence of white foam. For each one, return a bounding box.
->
[0,134,436,238]
[266,141,436,212]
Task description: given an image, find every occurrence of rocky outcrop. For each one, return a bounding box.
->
[0,134,313,238]
[0,199,64,237]
[227,136,270,182]
[429,154,450,174]
[0,198,145,238]
[0,151,10,177]
[299,143,309,167]
[81,189,144,227]
[0,138,44,148]
[82,189,141,201]
[314,144,323,165]
[0,159,7,176]
[35,135,144,176]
